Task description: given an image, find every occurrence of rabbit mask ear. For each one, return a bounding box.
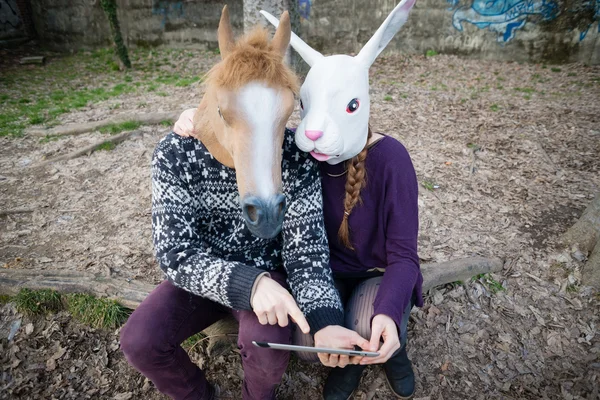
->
[355,0,416,68]
[260,10,324,67]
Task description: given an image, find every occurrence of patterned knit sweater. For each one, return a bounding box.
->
[152,129,343,333]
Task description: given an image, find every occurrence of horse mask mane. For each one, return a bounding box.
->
[261,0,416,165]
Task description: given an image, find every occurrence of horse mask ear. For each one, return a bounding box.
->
[355,0,416,68]
[260,10,324,66]
[218,5,235,59]
[270,11,292,58]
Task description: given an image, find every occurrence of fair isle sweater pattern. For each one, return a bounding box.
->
[151,130,343,332]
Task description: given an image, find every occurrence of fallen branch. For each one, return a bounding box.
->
[39,129,141,166]
[420,257,503,291]
[27,111,179,138]
[0,269,155,310]
[0,207,35,217]
[0,257,503,339]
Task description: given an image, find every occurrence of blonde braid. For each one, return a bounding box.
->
[338,127,373,250]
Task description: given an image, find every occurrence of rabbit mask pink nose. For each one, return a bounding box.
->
[304,130,323,141]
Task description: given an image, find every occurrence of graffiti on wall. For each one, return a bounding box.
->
[0,0,21,35]
[449,0,599,42]
[152,0,185,28]
[298,0,312,19]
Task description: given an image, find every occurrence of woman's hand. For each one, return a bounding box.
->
[360,314,400,365]
[173,108,196,137]
[314,325,371,368]
[251,275,310,334]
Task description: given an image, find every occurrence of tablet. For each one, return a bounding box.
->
[252,341,379,357]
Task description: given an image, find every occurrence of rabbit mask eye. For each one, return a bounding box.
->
[299,99,304,110]
[346,98,360,114]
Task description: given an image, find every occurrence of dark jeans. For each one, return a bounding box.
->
[120,272,292,400]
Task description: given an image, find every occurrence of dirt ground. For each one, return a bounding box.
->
[0,48,599,400]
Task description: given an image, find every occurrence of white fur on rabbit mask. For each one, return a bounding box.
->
[261,0,416,165]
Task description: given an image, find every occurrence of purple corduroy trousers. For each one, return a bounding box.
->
[119,272,292,400]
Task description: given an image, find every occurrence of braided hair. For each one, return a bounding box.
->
[338,127,373,249]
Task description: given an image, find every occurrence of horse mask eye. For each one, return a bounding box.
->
[346,98,359,114]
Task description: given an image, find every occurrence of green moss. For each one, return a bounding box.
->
[174,76,201,87]
[384,95,393,101]
[65,293,131,329]
[39,135,61,144]
[99,120,141,134]
[0,294,12,305]
[490,104,499,112]
[96,141,117,151]
[514,87,536,94]
[14,289,63,315]
[551,67,562,73]
[472,273,505,294]
[182,332,207,350]
[425,49,438,57]
[566,284,579,293]
[422,180,436,191]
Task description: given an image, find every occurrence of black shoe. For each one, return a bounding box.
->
[383,347,415,399]
[323,364,367,400]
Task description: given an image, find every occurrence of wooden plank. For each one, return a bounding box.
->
[20,56,45,65]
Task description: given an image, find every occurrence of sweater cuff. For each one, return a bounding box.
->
[373,303,403,334]
[250,272,271,304]
[227,265,266,311]
[306,307,344,335]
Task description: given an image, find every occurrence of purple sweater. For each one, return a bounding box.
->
[319,135,423,330]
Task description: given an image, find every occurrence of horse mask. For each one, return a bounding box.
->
[261,0,416,165]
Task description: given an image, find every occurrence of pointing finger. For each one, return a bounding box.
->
[287,302,310,334]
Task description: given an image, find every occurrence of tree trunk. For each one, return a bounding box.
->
[243,0,289,32]
[100,0,131,69]
[243,0,304,70]
[563,193,600,288]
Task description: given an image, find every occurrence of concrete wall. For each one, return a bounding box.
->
[30,0,243,50]
[27,0,600,64]
[301,0,600,64]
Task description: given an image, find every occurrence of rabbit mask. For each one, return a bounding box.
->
[261,0,416,165]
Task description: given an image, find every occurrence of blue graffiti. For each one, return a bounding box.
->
[449,0,599,42]
[579,0,600,39]
[152,0,185,28]
[298,0,312,19]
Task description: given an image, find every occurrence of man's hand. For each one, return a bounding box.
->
[360,314,400,365]
[250,275,310,334]
[173,108,196,137]
[314,325,370,368]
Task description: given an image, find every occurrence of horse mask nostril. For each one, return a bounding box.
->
[241,195,286,239]
[244,204,259,223]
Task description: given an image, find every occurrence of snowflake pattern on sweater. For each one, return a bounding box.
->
[151,130,343,332]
